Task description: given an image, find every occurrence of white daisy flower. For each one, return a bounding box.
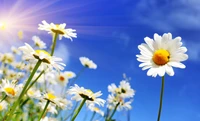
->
[137,33,188,77]
[0,100,8,111]
[27,87,42,99]
[88,104,104,116]
[0,53,14,64]
[40,117,58,121]
[38,101,58,114]
[0,79,22,98]
[38,20,77,40]
[67,84,105,107]
[65,71,76,79]
[107,94,132,111]
[19,43,65,71]
[42,91,69,109]
[56,72,69,86]
[32,36,47,49]
[11,46,21,55]
[108,80,135,99]
[44,71,57,85]
[79,57,97,69]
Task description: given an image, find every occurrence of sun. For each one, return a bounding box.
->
[0,22,6,30]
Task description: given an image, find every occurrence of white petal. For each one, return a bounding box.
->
[168,62,186,68]
[165,64,174,76]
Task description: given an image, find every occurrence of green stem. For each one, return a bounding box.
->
[107,102,120,121]
[38,100,50,121]
[71,98,87,121]
[0,95,7,102]
[69,67,86,86]
[3,60,42,121]
[51,33,58,56]
[26,70,45,91]
[90,112,96,121]
[157,76,165,121]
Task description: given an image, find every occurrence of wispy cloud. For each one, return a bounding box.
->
[184,41,200,62]
[112,31,131,49]
[134,0,200,31]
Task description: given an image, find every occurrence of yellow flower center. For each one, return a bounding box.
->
[4,87,15,96]
[59,75,65,82]
[94,107,100,112]
[79,89,94,101]
[28,90,34,96]
[47,93,56,100]
[0,105,3,111]
[51,24,65,35]
[33,50,51,64]
[66,73,73,78]
[152,49,170,65]
[35,50,50,56]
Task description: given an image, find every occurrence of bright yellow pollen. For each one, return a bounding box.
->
[94,107,100,112]
[153,49,170,65]
[47,93,56,100]
[35,50,50,56]
[59,76,65,82]
[0,105,3,111]
[86,89,93,94]
[28,90,34,96]
[4,87,15,96]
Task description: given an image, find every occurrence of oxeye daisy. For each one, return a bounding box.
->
[0,100,8,111]
[136,33,188,77]
[79,57,97,69]
[68,84,105,121]
[0,79,22,98]
[88,104,104,116]
[38,102,58,115]
[107,94,132,111]
[137,33,188,121]
[27,87,41,99]
[108,80,135,99]
[38,20,77,41]
[32,36,47,49]
[67,84,105,106]
[19,43,65,71]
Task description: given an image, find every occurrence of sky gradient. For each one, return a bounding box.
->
[0,0,200,121]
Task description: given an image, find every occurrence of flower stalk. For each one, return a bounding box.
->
[107,102,120,121]
[157,76,165,121]
[3,60,42,121]
[51,33,58,56]
[71,98,87,121]
[38,100,50,121]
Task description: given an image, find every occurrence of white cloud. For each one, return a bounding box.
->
[184,41,200,62]
[134,0,200,31]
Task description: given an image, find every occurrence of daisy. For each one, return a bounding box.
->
[0,100,8,111]
[32,36,47,49]
[136,33,188,77]
[67,84,105,107]
[19,43,65,71]
[0,79,22,98]
[42,91,69,109]
[11,46,21,55]
[27,87,42,99]
[38,20,77,40]
[38,101,58,114]
[79,57,97,69]
[88,104,104,116]
[65,71,76,79]
[108,80,135,99]
[56,72,69,86]
[107,94,132,111]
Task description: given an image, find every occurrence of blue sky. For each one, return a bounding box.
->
[0,0,200,121]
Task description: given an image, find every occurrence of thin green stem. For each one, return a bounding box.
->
[69,67,86,86]
[51,33,58,56]
[38,100,50,121]
[107,102,120,121]
[157,76,165,121]
[3,60,42,121]
[0,95,7,102]
[71,98,87,121]
[90,112,96,121]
